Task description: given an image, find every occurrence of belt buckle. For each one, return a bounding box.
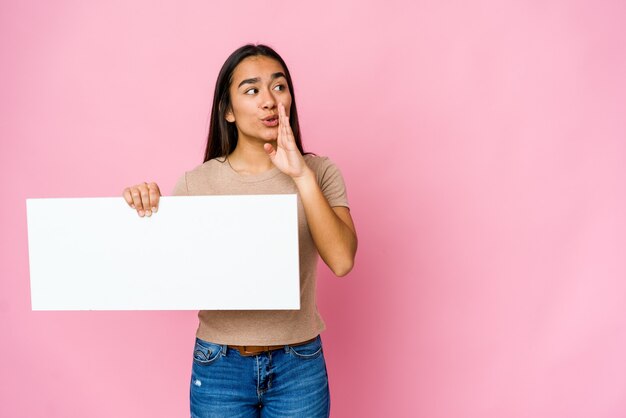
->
[242,345,267,356]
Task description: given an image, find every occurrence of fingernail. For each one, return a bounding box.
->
[131,204,135,209]
[152,206,157,213]
[139,210,144,217]
[146,210,152,217]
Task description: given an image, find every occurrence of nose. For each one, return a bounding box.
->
[260,87,277,110]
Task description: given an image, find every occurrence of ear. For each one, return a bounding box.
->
[225,107,235,123]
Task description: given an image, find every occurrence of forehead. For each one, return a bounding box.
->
[231,56,285,83]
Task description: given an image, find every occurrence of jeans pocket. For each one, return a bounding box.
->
[192,338,223,366]
[288,336,323,360]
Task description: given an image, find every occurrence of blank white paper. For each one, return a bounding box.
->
[26,195,300,310]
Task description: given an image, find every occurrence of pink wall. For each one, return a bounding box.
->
[2,1,625,416]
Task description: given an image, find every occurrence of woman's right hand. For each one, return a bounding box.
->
[122,182,161,217]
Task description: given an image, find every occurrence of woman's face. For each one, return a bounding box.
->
[225,56,292,143]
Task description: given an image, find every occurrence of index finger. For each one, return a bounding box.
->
[278,103,293,142]
[278,102,287,119]
[123,188,135,208]
[148,183,160,212]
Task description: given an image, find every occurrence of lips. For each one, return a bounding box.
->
[262,115,279,127]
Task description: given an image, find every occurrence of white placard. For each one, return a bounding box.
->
[26,195,300,310]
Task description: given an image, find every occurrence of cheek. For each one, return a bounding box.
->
[231,102,254,123]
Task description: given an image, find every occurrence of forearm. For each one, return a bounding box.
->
[292,167,358,276]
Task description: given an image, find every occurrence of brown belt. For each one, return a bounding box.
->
[228,336,318,357]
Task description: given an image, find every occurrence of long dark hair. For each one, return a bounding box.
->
[203,44,305,163]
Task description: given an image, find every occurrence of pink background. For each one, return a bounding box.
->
[2,1,625,417]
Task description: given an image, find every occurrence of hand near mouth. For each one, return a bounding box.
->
[264,102,310,179]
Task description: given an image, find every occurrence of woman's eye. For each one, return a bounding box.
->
[273,84,285,91]
[245,88,258,95]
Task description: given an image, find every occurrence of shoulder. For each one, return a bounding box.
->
[189,158,227,173]
[185,158,228,179]
[303,153,331,166]
[172,158,228,195]
[304,154,349,207]
[303,154,341,177]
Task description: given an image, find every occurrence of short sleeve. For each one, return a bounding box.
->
[312,157,349,208]
[171,172,189,196]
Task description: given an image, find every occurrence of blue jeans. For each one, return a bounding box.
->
[189,335,330,417]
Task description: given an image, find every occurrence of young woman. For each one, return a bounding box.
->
[122,44,357,417]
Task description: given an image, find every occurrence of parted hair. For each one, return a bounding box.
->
[203,44,305,162]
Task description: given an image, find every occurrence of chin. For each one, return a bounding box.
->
[261,131,278,141]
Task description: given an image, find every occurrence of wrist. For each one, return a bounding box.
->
[291,166,315,187]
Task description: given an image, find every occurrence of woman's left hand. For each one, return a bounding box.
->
[264,103,310,179]
[265,105,356,276]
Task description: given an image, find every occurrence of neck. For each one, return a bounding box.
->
[228,137,277,175]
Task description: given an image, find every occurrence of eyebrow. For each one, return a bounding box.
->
[237,72,286,89]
